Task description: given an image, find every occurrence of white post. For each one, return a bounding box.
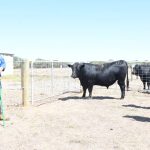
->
[31,61,34,104]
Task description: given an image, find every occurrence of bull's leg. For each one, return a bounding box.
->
[118,81,125,99]
[88,85,93,98]
[82,86,87,98]
[143,82,146,90]
[147,82,150,90]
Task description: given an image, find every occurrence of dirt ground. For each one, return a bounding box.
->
[0,85,150,150]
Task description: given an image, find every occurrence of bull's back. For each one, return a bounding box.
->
[81,61,128,86]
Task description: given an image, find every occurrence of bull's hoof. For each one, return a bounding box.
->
[88,96,92,99]
[82,96,86,99]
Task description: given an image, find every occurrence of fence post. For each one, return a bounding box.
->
[31,61,34,105]
[21,59,30,107]
[51,61,54,95]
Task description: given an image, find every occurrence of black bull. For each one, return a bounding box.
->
[68,60,129,99]
[132,64,150,90]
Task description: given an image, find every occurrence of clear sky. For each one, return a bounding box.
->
[0,0,150,61]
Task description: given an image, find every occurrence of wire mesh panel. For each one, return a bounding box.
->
[31,61,81,103]
[30,61,52,102]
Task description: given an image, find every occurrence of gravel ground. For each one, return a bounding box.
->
[0,84,150,150]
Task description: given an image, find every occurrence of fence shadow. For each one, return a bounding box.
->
[123,115,150,122]
[59,96,117,101]
[122,104,150,109]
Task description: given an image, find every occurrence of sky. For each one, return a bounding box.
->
[0,0,150,62]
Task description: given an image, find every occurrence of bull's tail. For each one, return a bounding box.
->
[126,63,129,91]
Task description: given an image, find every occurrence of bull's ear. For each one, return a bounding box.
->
[135,64,140,69]
[68,64,72,68]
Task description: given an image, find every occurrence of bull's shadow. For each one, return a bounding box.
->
[122,104,150,109]
[59,96,118,101]
[123,115,150,123]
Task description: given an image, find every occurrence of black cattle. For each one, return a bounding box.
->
[68,60,129,99]
[132,64,150,90]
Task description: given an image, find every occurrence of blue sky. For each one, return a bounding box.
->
[0,0,150,61]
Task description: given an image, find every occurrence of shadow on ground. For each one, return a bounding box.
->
[123,115,150,122]
[59,96,119,101]
[122,104,150,109]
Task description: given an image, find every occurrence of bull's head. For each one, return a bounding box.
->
[68,63,85,78]
[132,64,141,75]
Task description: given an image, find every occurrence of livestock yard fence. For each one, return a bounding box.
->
[2,60,150,106]
[2,60,81,106]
